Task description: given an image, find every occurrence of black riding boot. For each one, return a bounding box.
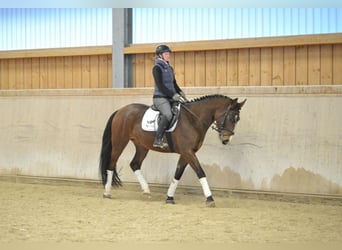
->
[153,116,169,148]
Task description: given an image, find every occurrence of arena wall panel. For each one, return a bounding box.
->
[0,86,341,196]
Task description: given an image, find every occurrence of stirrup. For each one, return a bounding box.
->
[153,138,168,148]
[153,142,168,148]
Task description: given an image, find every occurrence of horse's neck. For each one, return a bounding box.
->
[187,101,220,129]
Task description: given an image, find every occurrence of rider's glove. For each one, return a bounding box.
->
[173,93,186,103]
[172,93,182,102]
[179,91,188,101]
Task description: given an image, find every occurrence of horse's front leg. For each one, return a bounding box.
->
[186,152,215,207]
[166,156,188,204]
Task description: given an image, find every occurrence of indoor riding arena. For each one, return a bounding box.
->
[1,8,342,245]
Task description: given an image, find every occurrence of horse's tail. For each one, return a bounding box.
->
[99,111,122,186]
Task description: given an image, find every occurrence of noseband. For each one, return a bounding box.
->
[211,105,239,135]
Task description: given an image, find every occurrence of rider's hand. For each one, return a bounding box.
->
[172,93,182,102]
[173,94,186,103]
[179,91,188,101]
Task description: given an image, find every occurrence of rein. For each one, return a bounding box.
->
[180,102,235,135]
[181,104,211,129]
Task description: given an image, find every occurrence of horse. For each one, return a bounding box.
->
[99,94,246,207]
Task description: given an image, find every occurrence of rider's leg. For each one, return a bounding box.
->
[152,97,173,148]
[153,115,169,148]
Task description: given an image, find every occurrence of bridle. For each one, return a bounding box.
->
[211,105,239,136]
[181,103,239,136]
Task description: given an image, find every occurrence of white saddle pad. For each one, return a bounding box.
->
[141,107,179,132]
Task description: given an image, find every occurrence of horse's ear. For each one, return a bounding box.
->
[230,98,238,108]
[238,99,247,108]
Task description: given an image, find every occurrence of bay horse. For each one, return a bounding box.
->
[99,95,246,207]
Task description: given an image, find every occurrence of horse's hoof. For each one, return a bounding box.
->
[143,190,152,199]
[103,193,112,199]
[206,196,216,207]
[206,200,216,208]
[166,196,176,204]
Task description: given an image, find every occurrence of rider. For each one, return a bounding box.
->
[152,44,187,148]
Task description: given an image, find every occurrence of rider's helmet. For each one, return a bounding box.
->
[155,45,172,57]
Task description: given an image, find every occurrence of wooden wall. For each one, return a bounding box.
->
[0,46,112,89]
[126,33,342,87]
[1,34,341,89]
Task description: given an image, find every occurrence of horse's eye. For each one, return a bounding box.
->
[230,114,239,123]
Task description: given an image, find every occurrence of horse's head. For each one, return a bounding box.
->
[214,98,246,145]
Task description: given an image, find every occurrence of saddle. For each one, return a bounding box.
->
[141,103,180,132]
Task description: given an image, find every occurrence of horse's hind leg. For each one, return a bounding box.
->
[166,155,188,204]
[130,144,150,195]
[103,139,129,198]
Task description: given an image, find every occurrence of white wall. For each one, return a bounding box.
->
[0,86,341,196]
[0,8,112,50]
[1,8,341,50]
[132,8,342,43]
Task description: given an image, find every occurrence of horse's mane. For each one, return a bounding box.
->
[187,94,231,104]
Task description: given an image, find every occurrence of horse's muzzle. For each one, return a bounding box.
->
[220,132,233,145]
